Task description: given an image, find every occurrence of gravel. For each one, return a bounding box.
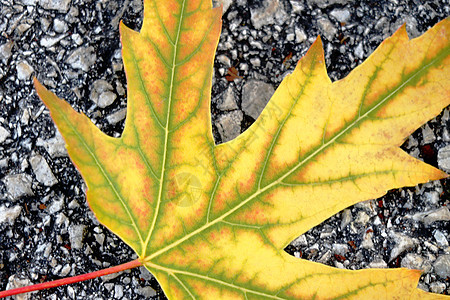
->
[0,0,449,299]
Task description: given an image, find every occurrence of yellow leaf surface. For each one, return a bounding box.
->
[34,0,449,298]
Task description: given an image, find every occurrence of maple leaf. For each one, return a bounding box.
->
[33,0,449,299]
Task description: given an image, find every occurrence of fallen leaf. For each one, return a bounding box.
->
[225,66,242,81]
[34,1,449,299]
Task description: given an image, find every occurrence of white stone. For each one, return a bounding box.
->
[306,0,355,8]
[421,124,436,144]
[39,0,71,12]
[434,230,449,247]
[16,61,34,81]
[40,34,66,48]
[0,41,14,64]
[401,253,430,272]
[250,57,261,67]
[0,205,22,224]
[330,8,351,23]
[60,264,71,277]
[216,110,243,142]
[30,154,57,186]
[114,285,124,298]
[361,229,374,249]
[98,91,117,108]
[295,27,307,43]
[36,130,68,158]
[66,46,96,72]
[354,42,364,59]
[389,231,417,261]
[433,255,450,279]
[409,207,450,225]
[69,224,86,249]
[90,79,115,108]
[6,275,32,300]
[438,145,450,172]
[250,0,288,29]
[368,257,388,268]
[218,87,238,111]
[317,18,337,40]
[216,54,231,67]
[0,125,10,144]
[241,80,275,120]
[3,174,33,200]
[53,18,68,33]
[107,108,127,125]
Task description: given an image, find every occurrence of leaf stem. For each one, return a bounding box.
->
[0,259,142,298]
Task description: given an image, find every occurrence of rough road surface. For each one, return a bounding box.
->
[0,0,449,299]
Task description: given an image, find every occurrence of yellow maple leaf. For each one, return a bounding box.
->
[33,1,449,299]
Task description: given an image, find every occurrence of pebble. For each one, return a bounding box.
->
[220,0,233,13]
[401,253,431,272]
[0,205,22,225]
[241,80,274,120]
[30,154,58,186]
[249,0,288,29]
[430,282,446,294]
[16,61,34,81]
[421,124,436,144]
[218,87,238,111]
[5,275,32,300]
[101,272,121,282]
[216,54,231,67]
[90,79,117,108]
[354,42,364,59]
[66,46,97,72]
[114,284,124,298]
[53,18,68,33]
[332,243,348,256]
[49,197,64,214]
[137,287,157,297]
[69,224,86,250]
[59,264,71,276]
[433,255,450,279]
[39,0,71,13]
[216,110,243,142]
[106,108,127,125]
[40,34,66,48]
[368,257,388,268]
[0,41,14,64]
[355,210,370,224]
[3,173,34,200]
[317,18,337,41]
[295,27,307,43]
[409,207,450,226]
[433,230,448,247]
[0,125,11,144]
[423,191,440,205]
[290,0,304,13]
[361,229,374,249]
[67,286,75,299]
[71,33,83,46]
[250,57,261,67]
[306,0,356,8]
[389,231,417,261]
[330,8,351,23]
[340,208,352,229]
[437,144,450,172]
[97,91,117,108]
[36,131,68,158]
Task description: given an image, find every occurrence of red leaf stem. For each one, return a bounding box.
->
[0,259,142,298]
